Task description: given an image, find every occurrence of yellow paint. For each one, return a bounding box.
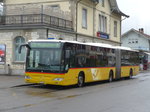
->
[5,0,71,13]
[121,66,139,77]
[77,0,121,43]
[77,3,94,36]
[5,0,122,44]
[25,65,139,86]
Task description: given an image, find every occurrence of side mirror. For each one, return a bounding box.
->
[19,44,31,53]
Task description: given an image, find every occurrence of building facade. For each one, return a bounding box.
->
[0,0,128,75]
[121,28,150,51]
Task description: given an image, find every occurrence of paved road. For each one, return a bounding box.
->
[0,71,150,112]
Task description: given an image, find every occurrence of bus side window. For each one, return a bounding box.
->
[65,43,76,69]
[65,49,71,71]
[65,50,71,59]
[77,56,86,67]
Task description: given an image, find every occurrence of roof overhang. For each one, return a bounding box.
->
[109,0,129,18]
[112,8,129,18]
[90,0,99,4]
[122,29,150,40]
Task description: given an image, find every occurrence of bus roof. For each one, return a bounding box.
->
[144,52,150,55]
[28,40,114,48]
[85,42,114,48]
[28,40,138,52]
[28,40,81,44]
[114,46,139,52]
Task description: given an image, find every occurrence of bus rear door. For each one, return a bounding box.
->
[115,49,121,79]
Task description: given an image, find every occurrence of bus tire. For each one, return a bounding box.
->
[129,69,133,79]
[109,71,113,82]
[77,73,85,87]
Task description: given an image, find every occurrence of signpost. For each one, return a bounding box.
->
[0,44,5,64]
[97,32,109,39]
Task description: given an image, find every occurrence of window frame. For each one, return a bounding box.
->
[82,8,87,29]
[13,36,26,63]
[114,21,118,37]
[99,14,107,33]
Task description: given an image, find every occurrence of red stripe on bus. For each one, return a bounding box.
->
[70,65,139,69]
[25,72,65,75]
[121,65,139,67]
[70,67,115,69]
[26,65,139,74]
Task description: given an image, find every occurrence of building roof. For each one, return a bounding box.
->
[89,0,129,17]
[109,0,129,18]
[122,28,150,40]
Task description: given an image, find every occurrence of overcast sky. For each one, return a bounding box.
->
[117,0,150,34]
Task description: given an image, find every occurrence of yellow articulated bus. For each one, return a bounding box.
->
[19,40,140,87]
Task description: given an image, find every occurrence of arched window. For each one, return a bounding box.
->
[14,36,26,61]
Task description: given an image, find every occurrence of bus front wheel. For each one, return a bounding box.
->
[77,73,85,87]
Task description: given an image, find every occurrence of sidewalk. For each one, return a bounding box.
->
[140,69,150,73]
[0,75,26,89]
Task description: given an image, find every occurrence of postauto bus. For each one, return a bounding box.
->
[19,40,140,87]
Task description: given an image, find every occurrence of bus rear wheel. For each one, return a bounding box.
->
[77,73,84,87]
[129,69,133,79]
[109,71,113,82]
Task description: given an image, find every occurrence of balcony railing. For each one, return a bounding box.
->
[0,14,73,30]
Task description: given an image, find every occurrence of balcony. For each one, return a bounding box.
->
[0,14,73,30]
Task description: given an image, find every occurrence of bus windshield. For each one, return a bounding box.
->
[26,42,64,73]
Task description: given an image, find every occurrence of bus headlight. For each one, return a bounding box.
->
[53,78,64,81]
[25,76,31,79]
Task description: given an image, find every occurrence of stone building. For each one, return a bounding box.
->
[0,0,128,75]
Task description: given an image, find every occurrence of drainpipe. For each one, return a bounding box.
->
[93,2,95,42]
[120,17,127,46]
[46,28,49,39]
[76,0,82,41]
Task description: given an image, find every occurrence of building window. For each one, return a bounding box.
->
[99,0,105,7]
[128,41,131,44]
[0,3,4,15]
[99,15,107,33]
[14,37,26,62]
[128,39,131,44]
[82,8,87,29]
[114,21,117,37]
[132,39,138,43]
[128,39,138,44]
[135,39,138,43]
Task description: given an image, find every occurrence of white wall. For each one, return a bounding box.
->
[122,32,150,51]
